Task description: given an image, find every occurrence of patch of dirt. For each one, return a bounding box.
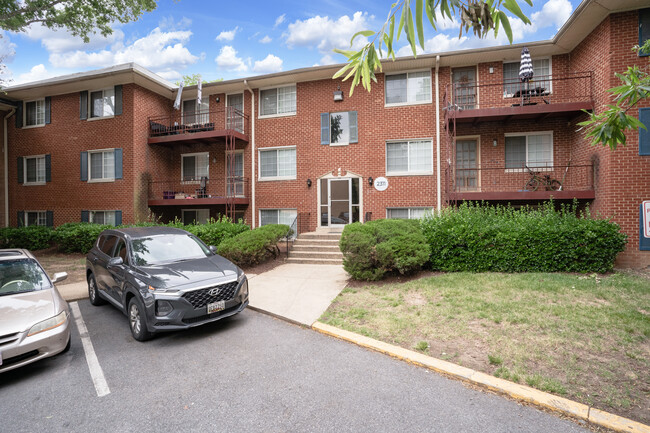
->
[345,270,443,289]
[32,248,87,284]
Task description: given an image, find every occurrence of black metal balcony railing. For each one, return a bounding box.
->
[447,72,593,111]
[446,163,594,195]
[148,177,250,202]
[148,107,250,138]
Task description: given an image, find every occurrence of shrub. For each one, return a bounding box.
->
[0,226,54,250]
[217,224,291,266]
[420,201,627,273]
[340,219,430,281]
[182,217,250,247]
[53,222,111,253]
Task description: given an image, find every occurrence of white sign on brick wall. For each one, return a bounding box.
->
[374,177,388,191]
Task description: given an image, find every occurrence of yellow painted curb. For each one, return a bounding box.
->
[312,321,650,433]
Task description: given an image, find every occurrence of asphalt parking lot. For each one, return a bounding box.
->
[0,301,590,433]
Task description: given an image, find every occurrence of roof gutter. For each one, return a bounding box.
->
[4,108,15,227]
[435,55,441,214]
[244,79,256,228]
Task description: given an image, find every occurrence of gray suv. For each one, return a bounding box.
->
[86,227,248,341]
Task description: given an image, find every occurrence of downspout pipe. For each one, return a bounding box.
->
[4,108,15,227]
[244,80,256,228]
[435,55,441,214]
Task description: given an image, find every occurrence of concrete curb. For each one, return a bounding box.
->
[312,321,650,433]
[246,305,308,328]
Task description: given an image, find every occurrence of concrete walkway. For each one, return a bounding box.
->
[57,281,88,302]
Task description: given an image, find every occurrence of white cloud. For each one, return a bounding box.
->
[158,16,192,31]
[253,54,283,73]
[14,64,55,84]
[23,23,124,54]
[215,45,248,72]
[285,11,372,56]
[274,14,286,29]
[433,7,460,30]
[531,0,572,30]
[216,26,239,42]
[260,35,272,44]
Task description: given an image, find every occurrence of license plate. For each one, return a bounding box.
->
[207,300,225,314]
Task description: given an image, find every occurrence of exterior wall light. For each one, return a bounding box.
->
[215,96,220,103]
[493,139,498,147]
[333,90,344,101]
[368,176,373,186]
[306,178,312,188]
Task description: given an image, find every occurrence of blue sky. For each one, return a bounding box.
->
[1,0,580,85]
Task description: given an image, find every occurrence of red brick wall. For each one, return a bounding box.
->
[0,110,6,227]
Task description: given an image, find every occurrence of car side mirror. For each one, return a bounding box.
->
[209,245,217,254]
[108,257,124,267]
[51,272,68,284]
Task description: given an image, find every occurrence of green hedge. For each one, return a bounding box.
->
[53,223,112,253]
[421,202,627,273]
[0,226,54,250]
[339,219,431,281]
[217,224,291,266]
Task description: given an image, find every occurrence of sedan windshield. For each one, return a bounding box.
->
[131,234,211,266]
[0,259,51,296]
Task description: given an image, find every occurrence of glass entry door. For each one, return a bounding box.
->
[320,178,360,227]
[455,139,478,191]
[226,93,244,133]
[452,67,476,110]
[226,152,244,197]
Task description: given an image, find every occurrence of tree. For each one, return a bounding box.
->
[334,0,532,95]
[174,74,223,86]
[577,40,650,149]
[0,0,157,42]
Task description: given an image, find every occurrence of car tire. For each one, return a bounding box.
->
[87,273,105,306]
[61,336,71,354]
[128,297,153,342]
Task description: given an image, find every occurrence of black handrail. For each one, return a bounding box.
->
[284,214,299,258]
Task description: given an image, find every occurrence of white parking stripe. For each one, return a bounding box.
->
[69,302,111,397]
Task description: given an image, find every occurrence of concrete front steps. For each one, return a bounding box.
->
[286,231,343,265]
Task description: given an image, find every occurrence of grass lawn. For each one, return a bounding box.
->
[321,272,650,425]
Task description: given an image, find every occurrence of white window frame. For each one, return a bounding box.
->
[504,131,554,172]
[23,99,46,128]
[258,84,297,118]
[181,152,210,183]
[384,69,433,107]
[181,98,210,125]
[182,209,210,225]
[23,154,46,185]
[24,211,47,227]
[258,146,297,181]
[328,111,355,146]
[386,207,434,219]
[88,87,115,120]
[259,209,297,228]
[226,93,245,132]
[87,149,115,183]
[225,150,245,197]
[89,210,117,226]
[385,138,434,176]
[502,58,553,98]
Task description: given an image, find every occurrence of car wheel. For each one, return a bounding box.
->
[88,274,105,306]
[128,297,153,342]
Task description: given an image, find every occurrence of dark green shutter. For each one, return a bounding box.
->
[17,211,24,227]
[46,211,54,228]
[15,101,23,128]
[114,148,123,179]
[349,111,358,143]
[81,210,89,223]
[640,9,650,57]
[115,210,122,226]
[114,85,123,115]
[17,157,23,184]
[320,113,330,144]
[639,108,650,155]
[45,154,51,182]
[80,91,88,120]
[45,96,51,124]
[80,151,88,181]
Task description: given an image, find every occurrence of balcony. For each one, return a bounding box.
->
[148,177,250,206]
[148,107,249,145]
[446,163,595,202]
[445,72,593,125]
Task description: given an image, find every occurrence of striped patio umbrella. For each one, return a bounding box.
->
[519,47,534,82]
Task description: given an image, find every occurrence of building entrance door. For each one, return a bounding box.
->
[320,178,360,227]
[455,139,478,191]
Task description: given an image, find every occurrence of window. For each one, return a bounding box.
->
[181,153,209,182]
[90,88,115,118]
[24,156,46,184]
[182,209,210,225]
[24,211,47,227]
[182,98,209,124]
[260,209,297,227]
[259,147,296,180]
[90,211,117,226]
[260,85,296,117]
[387,208,433,219]
[25,100,45,126]
[505,132,553,169]
[321,111,358,145]
[89,150,115,181]
[640,9,650,57]
[100,235,118,256]
[503,59,551,97]
[114,238,129,264]
[385,71,432,105]
[386,140,433,175]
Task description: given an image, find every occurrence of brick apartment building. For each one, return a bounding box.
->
[1,0,649,268]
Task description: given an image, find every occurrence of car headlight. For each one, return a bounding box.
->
[239,278,248,297]
[28,310,68,337]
